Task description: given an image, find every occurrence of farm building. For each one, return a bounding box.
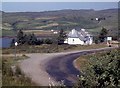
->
[64,29,93,45]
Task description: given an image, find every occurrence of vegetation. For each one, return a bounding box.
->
[11,29,67,46]
[11,30,54,46]
[58,29,67,44]
[44,38,53,44]
[93,27,108,44]
[2,9,118,37]
[75,49,120,88]
[3,44,107,54]
[2,55,35,86]
[99,27,108,42]
[0,69,1,87]
[1,29,16,37]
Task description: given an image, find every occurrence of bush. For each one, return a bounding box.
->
[15,66,22,76]
[75,49,120,88]
[2,56,35,86]
[36,39,44,45]
[93,36,99,44]
[44,38,53,44]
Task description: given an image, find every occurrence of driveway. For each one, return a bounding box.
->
[19,47,116,86]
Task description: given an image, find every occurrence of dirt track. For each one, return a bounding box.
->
[19,53,67,86]
[19,47,116,86]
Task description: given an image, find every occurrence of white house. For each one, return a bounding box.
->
[64,29,93,45]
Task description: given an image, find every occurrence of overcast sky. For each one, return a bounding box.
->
[1,2,118,12]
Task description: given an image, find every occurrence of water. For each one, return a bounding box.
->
[0,37,13,48]
[0,36,53,48]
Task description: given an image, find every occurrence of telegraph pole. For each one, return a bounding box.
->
[15,42,18,59]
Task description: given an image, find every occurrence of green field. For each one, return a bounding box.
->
[1,29,16,37]
[2,9,118,36]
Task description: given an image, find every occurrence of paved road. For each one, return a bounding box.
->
[45,52,83,86]
[19,47,117,86]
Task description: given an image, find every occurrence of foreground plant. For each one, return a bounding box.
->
[74,49,120,88]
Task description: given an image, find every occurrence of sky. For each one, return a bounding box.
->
[1,2,118,12]
[1,0,120,2]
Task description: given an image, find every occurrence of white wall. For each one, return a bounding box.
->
[85,37,93,45]
[67,38,84,45]
[64,39,68,43]
[89,37,93,45]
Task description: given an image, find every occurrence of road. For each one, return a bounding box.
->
[19,47,116,86]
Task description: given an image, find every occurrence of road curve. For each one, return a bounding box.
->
[19,47,116,86]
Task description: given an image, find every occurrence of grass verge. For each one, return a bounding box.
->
[2,55,36,86]
[2,43,108,54]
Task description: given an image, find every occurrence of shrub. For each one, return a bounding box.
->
[75,49,120,88]
[15,66,22,76]
[44,38,53,44]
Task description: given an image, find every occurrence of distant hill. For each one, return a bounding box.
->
[2,9,118,36]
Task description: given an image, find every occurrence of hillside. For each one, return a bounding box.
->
[2,9,118,36]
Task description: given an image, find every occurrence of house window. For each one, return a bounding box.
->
[73,39,74,42]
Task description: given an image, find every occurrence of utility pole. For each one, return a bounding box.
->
[15,42,18,59]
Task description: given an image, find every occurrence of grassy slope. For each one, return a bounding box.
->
[2,55,35,86]
[2,9,117,36]
[2,29,16,37]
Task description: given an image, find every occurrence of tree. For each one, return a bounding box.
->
[44,38,53,44]
[16,30,24,45]
[99,27,108,42]
[10,38,15,47]
[13,30,39,45]
[57,29,67,44]
[31,33,37,45]
[93,36,99,44]
[23,34,28,44]
[36,39,43,45]
[27,33,37,45]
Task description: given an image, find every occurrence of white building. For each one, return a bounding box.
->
[64,29,93,45]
